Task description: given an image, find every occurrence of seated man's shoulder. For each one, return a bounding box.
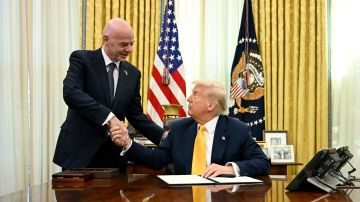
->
[227,116,249,128]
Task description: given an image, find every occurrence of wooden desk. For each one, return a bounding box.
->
[127,162,302,175]
[0,175,358,201]
[127,162,164,175]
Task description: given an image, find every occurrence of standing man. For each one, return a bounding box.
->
[53,18,164,173]
[111,80,270,177]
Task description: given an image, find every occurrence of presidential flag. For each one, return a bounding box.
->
[147,0,186,127]
[229,0,265,140]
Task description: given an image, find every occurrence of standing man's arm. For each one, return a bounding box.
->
[110,125,172,170]
[64,51,128,136]
[64,51,111,124]
[63,51,114,126]
[125,72,164,145]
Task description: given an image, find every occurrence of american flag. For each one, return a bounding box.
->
[146,0,186,127]
[230,79,246,98]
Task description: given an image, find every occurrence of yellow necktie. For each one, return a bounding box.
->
[192,125,207,175]
[192,186,206,202]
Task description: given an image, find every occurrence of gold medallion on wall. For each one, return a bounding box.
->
[231,51,265,109]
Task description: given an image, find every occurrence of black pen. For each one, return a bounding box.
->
[217,174,236,178]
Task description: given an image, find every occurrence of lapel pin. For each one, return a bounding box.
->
[124,70,128,76]
[222,136,226,141]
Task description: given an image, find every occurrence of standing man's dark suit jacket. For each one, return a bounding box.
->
[124,115,270,176]
[53,48,164,170]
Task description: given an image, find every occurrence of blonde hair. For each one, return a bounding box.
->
[192,80,227,115]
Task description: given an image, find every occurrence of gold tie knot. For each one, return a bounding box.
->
[199,125,206,134]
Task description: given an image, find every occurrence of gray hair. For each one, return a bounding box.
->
[192,80,227,115]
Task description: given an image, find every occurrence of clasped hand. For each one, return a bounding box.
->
[107,116,131,148]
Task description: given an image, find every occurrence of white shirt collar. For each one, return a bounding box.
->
[101,46,120,68]
[200,116,220,135]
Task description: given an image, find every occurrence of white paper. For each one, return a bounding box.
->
[157,175,215,185]
[210,176,263,184]
[157,175,263,185]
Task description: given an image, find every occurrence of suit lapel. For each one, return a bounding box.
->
[184,122,198,174]
[92,49,112,106]
[211,116,229,164]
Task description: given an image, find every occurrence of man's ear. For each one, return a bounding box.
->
[102,35,109,44]
[207,101,216,111]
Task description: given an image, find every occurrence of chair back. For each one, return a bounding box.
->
[163,117,184,131]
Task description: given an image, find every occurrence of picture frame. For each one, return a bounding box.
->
[270,145,295,163]
[263,130,288,146]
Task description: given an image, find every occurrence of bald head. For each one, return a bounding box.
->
[103,18,134,39]
[103,18,135,61]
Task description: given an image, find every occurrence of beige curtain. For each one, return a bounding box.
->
[252,0,328,173]
[0,0,80,196]
[0,0,32,196]
[331,0,360,176]
[81,0,161,110]
[29,0,80,188]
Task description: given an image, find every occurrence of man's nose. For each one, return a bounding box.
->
[187,95,192,102]
[125,44,133,52]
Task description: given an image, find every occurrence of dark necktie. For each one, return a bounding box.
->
[108,63,116,101]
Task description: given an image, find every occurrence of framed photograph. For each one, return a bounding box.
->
[270,145,295,163]
[263,130,288,146]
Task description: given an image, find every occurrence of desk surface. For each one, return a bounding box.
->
[127,162,303,175]
[0,175,358,202]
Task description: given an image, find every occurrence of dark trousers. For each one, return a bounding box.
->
[86,137,127,173]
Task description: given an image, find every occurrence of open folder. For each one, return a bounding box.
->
[157,175,263,186]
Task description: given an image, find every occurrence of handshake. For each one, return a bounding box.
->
[107,116,132,149]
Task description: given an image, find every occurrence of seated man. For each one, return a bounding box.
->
[111,80,270,177]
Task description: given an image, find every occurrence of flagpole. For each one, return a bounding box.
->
[245,0,249,63]
[160,0,165,33]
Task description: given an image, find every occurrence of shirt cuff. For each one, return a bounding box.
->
[225,162,240,177]
[102,112,115,126]
[120,139,133,156]
[229,184,240,193]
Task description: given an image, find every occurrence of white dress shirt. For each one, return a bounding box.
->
[201,116,240,176]
[101,46,120,126]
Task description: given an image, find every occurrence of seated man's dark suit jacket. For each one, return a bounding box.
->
[53,48,164,169]
[125,115,270,176]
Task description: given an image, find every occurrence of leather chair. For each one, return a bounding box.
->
[162,117,185,174]
[163,117,184,131]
